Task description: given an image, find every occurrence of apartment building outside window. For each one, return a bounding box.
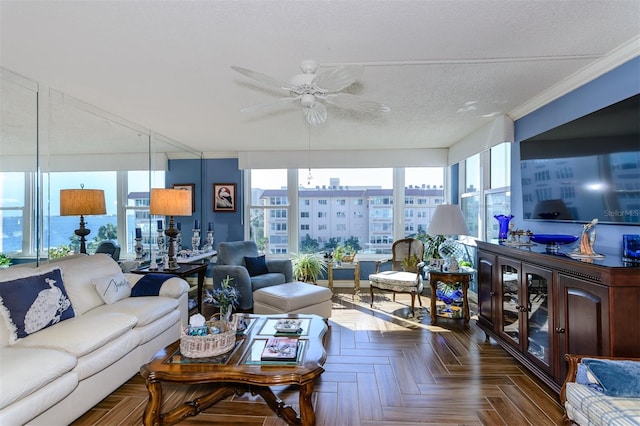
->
[248,167,446,255]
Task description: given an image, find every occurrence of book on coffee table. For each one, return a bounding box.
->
[261,337,299,361]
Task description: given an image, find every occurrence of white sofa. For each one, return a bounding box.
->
[0,254,189,425]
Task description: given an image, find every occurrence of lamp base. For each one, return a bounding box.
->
[437,237,464,262]
[74,215,91,254]
[164,217,180,270]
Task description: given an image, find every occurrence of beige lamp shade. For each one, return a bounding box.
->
[150,188,192,216]
[60,189,106,216]
[427,204,470,236]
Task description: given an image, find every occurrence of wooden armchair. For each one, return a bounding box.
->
[368,238,425,315]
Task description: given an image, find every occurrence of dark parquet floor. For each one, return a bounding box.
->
[72,289,564,425]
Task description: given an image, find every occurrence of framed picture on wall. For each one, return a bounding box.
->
[213,183,236,212]
[172,183,196,212]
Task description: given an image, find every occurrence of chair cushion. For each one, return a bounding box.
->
[245,255,269,276]
[0,268,75,344]
[14,310,137,357]
[92,271,131,304]
[369,271,423,293]
[251,273,287,291]
[565,382,640,426]
[0,347,77,409]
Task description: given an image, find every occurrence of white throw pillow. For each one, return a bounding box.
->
[92,272,131,304]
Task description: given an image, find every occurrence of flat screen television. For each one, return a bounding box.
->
[520,94,640,225]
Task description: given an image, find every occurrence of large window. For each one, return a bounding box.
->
[1,169,166,258]
[460,143,512,240]
[0,172,27,254]
[247,167,444,255]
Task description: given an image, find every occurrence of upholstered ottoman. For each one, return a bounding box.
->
[253,282,332,318]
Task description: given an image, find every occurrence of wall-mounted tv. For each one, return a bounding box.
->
[521,94,640,225]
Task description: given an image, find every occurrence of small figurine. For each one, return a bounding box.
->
[579,218,598,256]
[570,218,604,259]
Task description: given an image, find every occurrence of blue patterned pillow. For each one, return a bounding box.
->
[244,255,269,277]
[0,268,75,343]
[582,358,640,397]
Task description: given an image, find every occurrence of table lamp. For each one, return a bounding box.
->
[60,186,107,254]
[427,204,470,270]
[150,188,192,270]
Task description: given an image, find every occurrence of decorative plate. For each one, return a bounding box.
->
[274,319,302,333]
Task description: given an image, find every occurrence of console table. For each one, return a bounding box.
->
[476,240,640,393]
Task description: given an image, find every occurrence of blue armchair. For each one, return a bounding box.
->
[212,241,293,310]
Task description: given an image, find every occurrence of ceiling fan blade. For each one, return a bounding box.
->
[239,97,299,113]
[231,65,293,91]
[312,65,364,92]
[304,103,327,126]
[325,93,390,113]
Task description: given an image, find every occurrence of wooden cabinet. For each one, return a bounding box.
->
[476,241,640,394]
[476,251,497,328]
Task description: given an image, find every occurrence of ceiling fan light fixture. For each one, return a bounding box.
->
[300,59,318,74]
[301,94,316,107]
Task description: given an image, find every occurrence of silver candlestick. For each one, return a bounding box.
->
[135,237,144,260]
[175,231,182,254]
[191,229,200,254]
[202,230,214,252]
[156,229,165,255]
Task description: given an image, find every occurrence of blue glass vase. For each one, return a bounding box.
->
[494,214,514,241]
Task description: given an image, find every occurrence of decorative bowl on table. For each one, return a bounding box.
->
[530,234,579,253]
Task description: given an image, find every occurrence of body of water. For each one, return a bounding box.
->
[2,215,122,253]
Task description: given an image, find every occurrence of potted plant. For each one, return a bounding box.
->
[291,252,327,284]
[0,253,11,268]
[332,245,346,264]
[204,275,239,321]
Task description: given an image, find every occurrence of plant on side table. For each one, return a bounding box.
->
[291,252,327,284]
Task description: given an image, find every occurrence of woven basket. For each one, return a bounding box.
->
[180,314,239,358]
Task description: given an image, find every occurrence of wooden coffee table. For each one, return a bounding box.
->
[140,314,328,426]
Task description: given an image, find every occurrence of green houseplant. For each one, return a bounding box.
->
[0,253,11,268]
[291,253,327,284]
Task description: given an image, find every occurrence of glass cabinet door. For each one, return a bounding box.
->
[524,265,553,370]
[499,261,521,346]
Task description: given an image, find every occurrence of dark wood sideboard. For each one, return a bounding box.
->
[475,240,640,394]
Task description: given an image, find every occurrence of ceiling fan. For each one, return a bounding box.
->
[230,60,390,125]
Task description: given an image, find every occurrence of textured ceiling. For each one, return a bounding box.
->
[1,0,639,158]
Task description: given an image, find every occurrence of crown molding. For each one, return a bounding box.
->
[509,35,640,120]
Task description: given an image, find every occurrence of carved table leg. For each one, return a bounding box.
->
[462,281,470,327]
[143,379,163,426]
[430,279,437,324]
[299,381,316,426]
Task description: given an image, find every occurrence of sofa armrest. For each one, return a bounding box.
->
[124,274,189,299]
[266,259,293,283]
[211,265,253,310]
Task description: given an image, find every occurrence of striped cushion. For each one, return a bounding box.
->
[565,382,640,426]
